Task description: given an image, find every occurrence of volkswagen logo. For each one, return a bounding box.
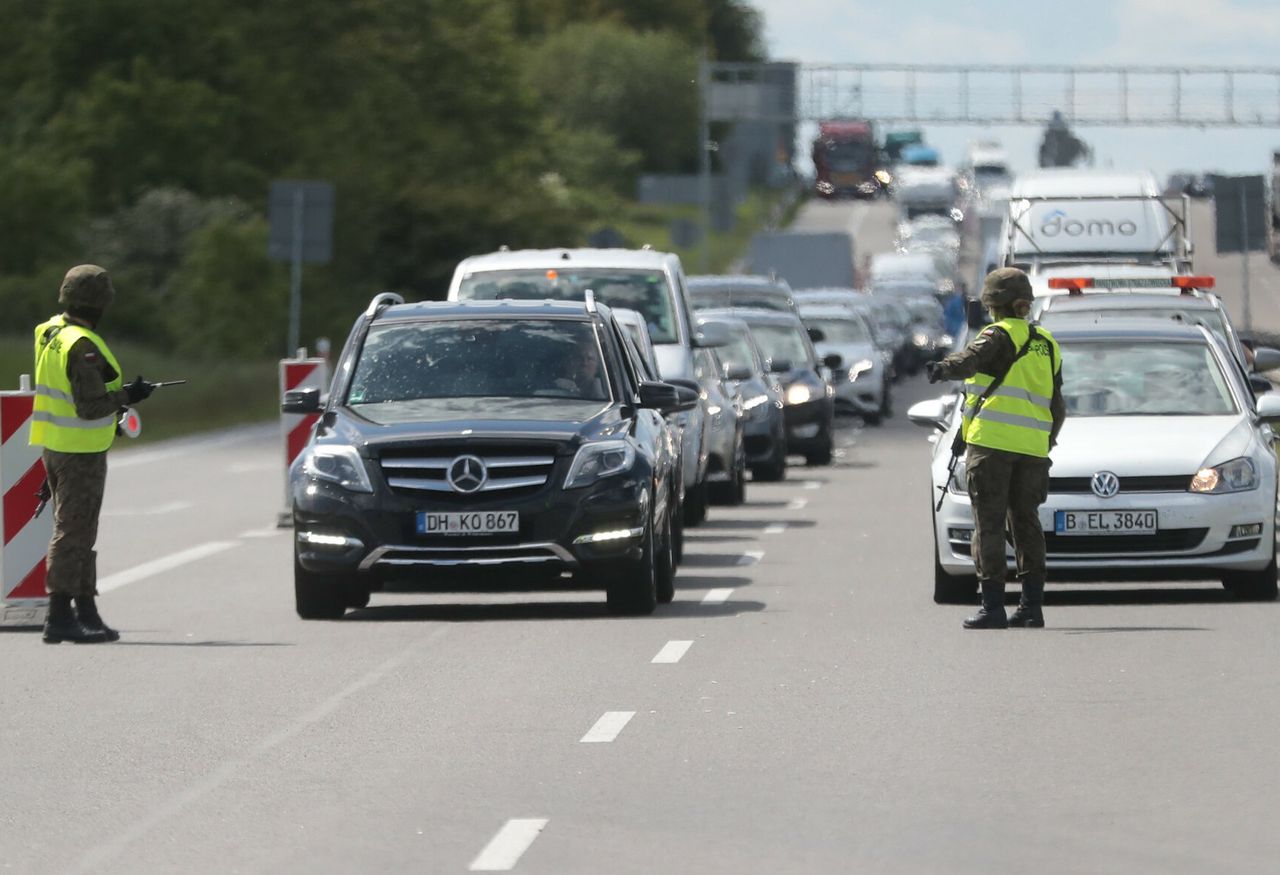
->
[1090,471,1120,499]
[447,455,487,494]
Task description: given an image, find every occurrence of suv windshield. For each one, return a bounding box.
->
[693,286,792,312]
[348,319,609,404]
[1062,340,1236,417]
[713,326,761,374]
[805,318,871,345]
[457,269,678,344]
[748,323,811,367]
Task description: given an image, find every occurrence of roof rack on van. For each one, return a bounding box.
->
[1002,193,1193,274]
[365,292,405,317]
[584,289,598,314]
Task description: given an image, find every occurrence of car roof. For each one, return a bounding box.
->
[1043,314,1214,342]
[455,247,676,272]
[1041,293,1217,313]
[1010,168,1160,198]
[693,308,751,328]
[688,274,791,291]
[378,298,596,321]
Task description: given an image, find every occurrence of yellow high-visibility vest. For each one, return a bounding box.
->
[30,316,123,453]
[962,318,1061,458]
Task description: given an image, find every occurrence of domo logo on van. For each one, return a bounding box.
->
[1040,209,1138,238]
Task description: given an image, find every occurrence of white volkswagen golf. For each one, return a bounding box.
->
[910,315,1280,603]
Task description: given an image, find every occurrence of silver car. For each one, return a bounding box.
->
[798,305,891,425]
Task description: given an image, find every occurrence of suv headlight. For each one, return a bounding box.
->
[565,440,636,489]
[303,445,374,493]
[1190,457,1258,493]
[785,384,812,405]
[847,358,875,382]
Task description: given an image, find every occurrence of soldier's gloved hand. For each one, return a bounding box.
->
[124,375,154,404]
[925,362,944,384]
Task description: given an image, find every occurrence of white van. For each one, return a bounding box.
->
[999,169,1191,278]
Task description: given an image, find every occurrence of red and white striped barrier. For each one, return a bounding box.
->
[1,376,51,623]
[278,352,329,525]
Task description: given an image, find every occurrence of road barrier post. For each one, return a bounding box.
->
[0,375,51,625]
[278,351,328,527]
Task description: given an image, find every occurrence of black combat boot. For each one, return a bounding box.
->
[963,581,1008,629]
[1009,577,1045,628]
[75,594,120,642]
[43,594,109,644]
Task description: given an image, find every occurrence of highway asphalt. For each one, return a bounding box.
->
[3,201,1279,874]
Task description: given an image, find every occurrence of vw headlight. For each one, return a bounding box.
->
[302,445,373,494]
[785,384,813,406]
[847,358,875,382]
[565,440,636,489]
[948,460,968,494]
[1190,457,1258,493]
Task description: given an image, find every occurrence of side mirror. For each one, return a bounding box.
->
[638,380,697,414]
[693,322,731,348]
[906,397,952,431]
[807,327,826,343]
[664,377,702,395]
[822,353,843,369]
[1251,346,1280,372]
[723,364,753,382]
[769,358,794,374]
[1250,374,1273,395]
[283,387,322,414]
[1256,392,1280,422]
[966,298,988,330]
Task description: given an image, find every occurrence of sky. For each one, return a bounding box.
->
[753,0,1280,180]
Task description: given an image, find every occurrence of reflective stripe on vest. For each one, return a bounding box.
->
[30,316,123,453]
[962,319,1061,457]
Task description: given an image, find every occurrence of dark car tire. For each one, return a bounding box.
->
[933,544,978,605]
[684,481,708,526]
[709,441,747,506]
[294,559,348,620]
[752,435,788,482]
[605,517,658,616]
[655,508,676,604]
[1223,554,1279,601]
[805,424,834,466]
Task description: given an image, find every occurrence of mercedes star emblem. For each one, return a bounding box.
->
[447,455,487,494]
[1090,471,1120,499]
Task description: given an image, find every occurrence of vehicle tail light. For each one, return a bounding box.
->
[1047,277,1092,294]
[1172,275,1215,291]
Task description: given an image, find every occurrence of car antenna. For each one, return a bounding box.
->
[584,289,598,313]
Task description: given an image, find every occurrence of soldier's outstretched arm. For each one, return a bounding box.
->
[66,337,130,420]
[932,325,1014,382]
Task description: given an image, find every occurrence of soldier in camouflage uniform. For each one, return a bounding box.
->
[31,266,154,643]
[926,268,1066,629]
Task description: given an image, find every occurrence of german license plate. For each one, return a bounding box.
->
[1054,509,1157,536]
[417,511,519,535]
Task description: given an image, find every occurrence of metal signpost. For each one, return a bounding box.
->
[268,180,335,355]
[1210,175,1267,334]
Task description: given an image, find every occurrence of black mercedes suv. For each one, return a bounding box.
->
[285,294,696,619]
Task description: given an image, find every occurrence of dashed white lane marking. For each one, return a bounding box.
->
[102,500,192,518]
[786,498,808,510]
[238,527,283,539]
[764,522,788,535]
[469,819,549,872]
[702,588,734,604]
[580,711,636,743]
[97,541,240,594]
[652,640,694,664]
[73,630,448,874]
[738,549,765,566]
[226,461,277,474]
[803,481,822,490]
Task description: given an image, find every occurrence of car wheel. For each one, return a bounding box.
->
[753,436,788,482]
[294,557,348,620]
[345,584,371,609]
[655,508,675,604]
[731,447,747,505]
[862,409,882,426]
[805,425,834,466]
[1222,553,1279,601]
[684,480,708,526]
[933,542,978,605]
[605,515,658,615]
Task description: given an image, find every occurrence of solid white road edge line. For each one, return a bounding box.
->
[238,527,284,539]
[102,500,193,518]
[738,550,765,566]
[702,588,733,604]
[97,541,240,594]
[786,498,808,510]
[764,522,787,535]
[652,640,694,664]
[580,710,636,743]
[469,819,549,872]
[72,630,449,874]
[803,481,822,490]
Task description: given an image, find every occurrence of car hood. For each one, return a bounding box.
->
[331,397,620,449]
[1051,415,1253,476]
[815,341,878,366]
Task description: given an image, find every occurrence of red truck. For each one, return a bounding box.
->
[812,121,881,200]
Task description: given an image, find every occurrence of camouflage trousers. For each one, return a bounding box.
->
[965,444,1051,585]
[43,449,108,598]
